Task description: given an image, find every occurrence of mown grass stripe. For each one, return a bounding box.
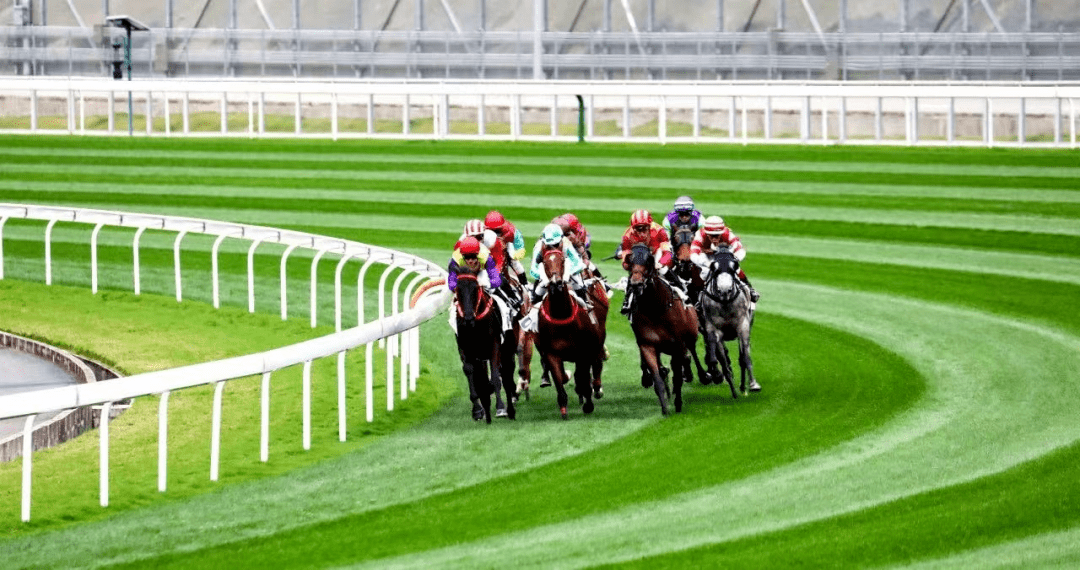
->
[4,146,1080,180]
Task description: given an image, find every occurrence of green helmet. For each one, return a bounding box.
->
[542,224,563,246]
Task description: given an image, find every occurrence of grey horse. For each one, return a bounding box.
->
[698,247,761,397]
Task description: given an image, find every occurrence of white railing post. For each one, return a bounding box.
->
[210,381,225,481]
[173,230,188,302]
[100,401,112,507]
[302,360,312,450]
[90,222,105,293]
[247,238,263,313]
[211,232,233,309]
[403,273,428,387]
[158,391,170,492]
[366,340,375,422]
[659,95,666,144]
[280,243,301,320]
[334,253,357,332]
[132,226,147,295]
[391,268,416,400]
[310,247,335,328]
[260,371,271,462]
[356,256,384,325]
[337,351,347,441]
[45,219,58,285]
[0,216,8,280]
[21,414,36,522]
[377,262,404,348]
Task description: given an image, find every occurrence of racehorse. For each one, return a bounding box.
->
[671,227,705,305]
[453,273,516,422]
[624,243,703,415]
[534,246,608,419]
[698,247,760,396]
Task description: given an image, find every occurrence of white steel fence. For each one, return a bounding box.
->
[0,203,450,522]
[1,77,1078,147]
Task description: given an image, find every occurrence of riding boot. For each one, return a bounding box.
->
[620,291,634,316]
[517,271,529,286]
[741,276,761,302]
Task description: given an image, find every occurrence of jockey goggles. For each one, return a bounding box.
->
[462,253,478,260]
[632,224,650,232]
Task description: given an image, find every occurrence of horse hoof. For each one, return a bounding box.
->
[471,403,485,421]
[641,374,653,388]
[593,387,604,400]
[560,407,569,420]
[749,383,762,392]
[540,379,552,388]
[496,408,508,418]
[578,394,585,405]
[582,401,594,414]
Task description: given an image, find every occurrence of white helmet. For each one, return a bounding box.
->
[542,224,563,246]
[674,195,695,213]
[703,215,726,235]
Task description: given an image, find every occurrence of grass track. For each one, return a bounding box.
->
[0,135,1078,568]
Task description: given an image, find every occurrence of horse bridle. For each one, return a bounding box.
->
[454,273,494,320]
[702,260,741,304]
[539,247,579,325]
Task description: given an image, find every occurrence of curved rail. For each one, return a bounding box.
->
[0,203,450,521]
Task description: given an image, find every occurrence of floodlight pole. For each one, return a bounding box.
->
[124,30,133,136]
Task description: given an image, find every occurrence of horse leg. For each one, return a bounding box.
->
[575,364,595,414]
[702,328,719,386]
[687,339,708,386]
[640,345,669,416]
[460,359,484,421]
[739,327,760,394]
[591,359,604,400]
[517,330,532,399]
[544,353,571,419]
[717,339,738,399]
[672,352,686,413]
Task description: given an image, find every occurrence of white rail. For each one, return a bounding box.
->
[0,203,449,522]
[0,77,1078,147]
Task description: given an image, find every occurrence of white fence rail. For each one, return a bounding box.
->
[0,203,449,522]
[1,77,1078,147]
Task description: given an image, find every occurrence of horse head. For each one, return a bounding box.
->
[672,227,696,279]
[541,245,567,293]
[626,243,655,294]
[454,273,492,326]
[705,247,741,303]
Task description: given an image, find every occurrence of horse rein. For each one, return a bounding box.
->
[454,273,494,320]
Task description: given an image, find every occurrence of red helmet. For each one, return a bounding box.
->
[703,215,726,235]
[463,219,485,237]
[459,236,481,256]
[551,215,571,232]
[484,211,506,231]
[630,209,652,228]
[563,213,582,233]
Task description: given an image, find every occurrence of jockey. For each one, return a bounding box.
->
[447,236,501,293]
[561,212,611,296]
[690,215,760,303]
[529,223,590,309]
[662,195,704,235]
[484,210,529,287]
[462,218,520,310]
[617,209,686,314]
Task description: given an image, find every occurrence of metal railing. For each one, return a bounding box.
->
[1,77,1078,147]
[0,204,450,521]
[3,26,1080,81]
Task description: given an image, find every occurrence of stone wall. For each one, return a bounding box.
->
[0,331,123,463]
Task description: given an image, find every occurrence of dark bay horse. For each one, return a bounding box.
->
[535,246,608,419]
[454,273,516,422]
[624,244,702,415]
[699,247,760,396]
[671,227,705,303]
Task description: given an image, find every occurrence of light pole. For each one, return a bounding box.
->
[105,16,149,136]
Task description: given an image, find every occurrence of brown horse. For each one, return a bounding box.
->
[624,243,701,415]
[534,246,609,419]
[671,227,706,304]
[453,273,516,422]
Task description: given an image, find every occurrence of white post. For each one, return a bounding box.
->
[356,256,384,325]
[158,391,170,492]
[210,381,225,481]
[100,401,113,507]
[390,269,415,359]
[334,253,355,331]
[21,414,36,522]
[310,248,334,328]
[0,216,7,280]
[377,263,403,348]
[765,97,773,140]
[533,0,545,79]
[659,96,667,144]
[221,91,228,134]
[174,230,188,302]
[987,98,994,148]
[801,96,811,142]
[403,274,427,384]
[821,97,828,143]
[183,91,190,134]
[211,233,232,309]
[133,226,147,295]
[948,97,955,143]
[742,98,749,145]
[91,222,104,293]
[391,269,415,400]
[331,92,338,141]
[1019,97,1026,146]
[164,92,171,136]
[260,371,271,462]
[280,243,301,320]
[728,96,736,142]
[45,219,58,285]
[302,360,312,450]
[247,239,262,313]
[365,341,375,422]
[838,96,847,143]
[337,351,347,441]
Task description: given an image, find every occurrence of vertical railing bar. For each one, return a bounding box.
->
[310,248,332,328]
[211,233,231,309]
[247,239,262,313]
[337,351,347,441]
[0,215,7,280]
[158,390,170,492]
[210,381,225,481]
[21,414,36,522]
[90,222,104,293]
[377,263,402,348]
[133,226,147,295]
[365,341,375,422]
[302,360,312,450]
[100,401,113,507]
[260,371,271,462]
[173,230,188,302]
[334,253,355,332]
[280,243,301,320]
[45,219,58,285]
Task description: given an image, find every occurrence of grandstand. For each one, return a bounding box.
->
[3,0,1080,80]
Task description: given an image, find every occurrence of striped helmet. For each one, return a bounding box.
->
[674,195,695,213]
[542,224,564,246]
[630,209,652,227]
[463,219,485,237]
[703,215,726,235]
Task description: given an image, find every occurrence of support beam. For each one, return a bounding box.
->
[977,0,1006,33]
[742,0,763,33]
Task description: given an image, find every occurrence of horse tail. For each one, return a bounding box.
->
[411,278,446,308]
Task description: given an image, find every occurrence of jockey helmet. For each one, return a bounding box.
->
[541,224,563,246]
[459,236,481,256]
[463,219,485,237]
[674,195,695,213]
[630,209,652,228]
[703,215,726,235]
[484,210,506,231]
[563,213,582,233]
[551,215,571,233]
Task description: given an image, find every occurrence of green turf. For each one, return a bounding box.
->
[1,135,1078,568]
